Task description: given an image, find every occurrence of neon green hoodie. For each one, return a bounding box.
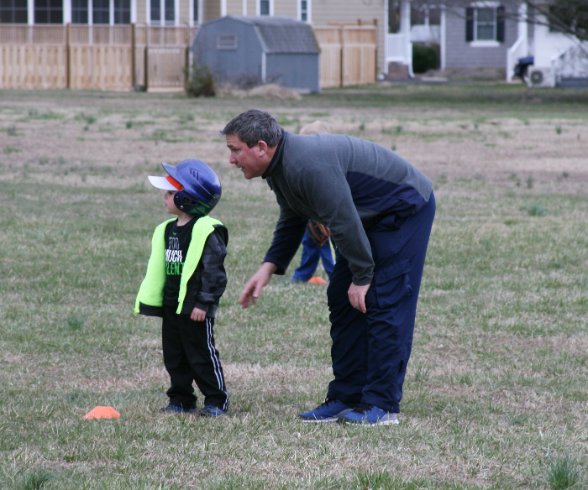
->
[134,215,223,316]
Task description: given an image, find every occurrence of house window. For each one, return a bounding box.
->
[411,5,440,27]
[192,0,199,24]
[70,0,129,24]
[259,0,270,16]
[93,0,110,24]
[164,0,174,24]
[300,0,308,22]
[476,8,496,40]
[72,0,88,23]
[388,0,401,34]
[114,0,131,24]
[151,0,160,24]
[151,0,175,25]
[35,0,63,24]
[466,4,505,43]
[429,6,440,25]
[411,5,426,25]
[0,0,27,23]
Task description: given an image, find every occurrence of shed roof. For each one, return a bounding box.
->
[220,16,320,54]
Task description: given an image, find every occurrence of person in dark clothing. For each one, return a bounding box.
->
[222,109,435,426]
[291,220,334,284]
[134,159,229,417]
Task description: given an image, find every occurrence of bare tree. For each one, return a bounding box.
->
[536,0,588,42]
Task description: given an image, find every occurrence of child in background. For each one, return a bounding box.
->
[290,220,334,284]
[134,159,229,417]
[290,121,335,285]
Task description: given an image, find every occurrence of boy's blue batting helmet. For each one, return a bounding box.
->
[162,160,222,216]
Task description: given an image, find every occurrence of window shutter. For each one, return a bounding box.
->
[496,6,505,42]
[466,7,474,42]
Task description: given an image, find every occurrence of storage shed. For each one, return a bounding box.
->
[192,16,321,93]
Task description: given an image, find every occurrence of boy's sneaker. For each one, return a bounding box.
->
[161,403,196,414]
[298,399,352,423]
[338,405,399,426]
[198,405,227,417]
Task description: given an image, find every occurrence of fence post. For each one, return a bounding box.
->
[184,26,189,92]
[66,23,71,89]
[373,19,378,83]
[184,46,189,92]
[131,23,136,89]
[339,25,344,87]
[144,44,149,91]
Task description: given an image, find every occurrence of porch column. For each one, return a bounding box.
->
[440,5,446,70]
[518,2,528,55]
[27,0,33,25]
[401,0,413,76]
[63,0,71,24]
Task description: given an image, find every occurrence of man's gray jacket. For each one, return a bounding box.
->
[262,132,433,285]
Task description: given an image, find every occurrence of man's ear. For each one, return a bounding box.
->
[256,140,268,155]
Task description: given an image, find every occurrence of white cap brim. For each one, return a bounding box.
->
[148,175,178,191]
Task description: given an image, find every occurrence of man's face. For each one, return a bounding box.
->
[226,134,269,180]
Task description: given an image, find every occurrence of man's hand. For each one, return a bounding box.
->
[348,283,370,313]
[239,262,277,309]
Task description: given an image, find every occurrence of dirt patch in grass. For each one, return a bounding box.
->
[2,89,587,197]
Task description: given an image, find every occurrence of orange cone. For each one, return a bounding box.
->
[83,406,121,420]
[308,276,327,285]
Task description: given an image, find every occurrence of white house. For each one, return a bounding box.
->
[507,2,588,87]
[433,1,587,86]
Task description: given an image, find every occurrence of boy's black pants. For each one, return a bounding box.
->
[161,307,228,410]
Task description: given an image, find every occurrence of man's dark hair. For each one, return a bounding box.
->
[221,109,284,148]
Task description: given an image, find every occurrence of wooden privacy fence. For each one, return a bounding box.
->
[0,23,375,91]
[0,24,194,91]
[314,24,377,88]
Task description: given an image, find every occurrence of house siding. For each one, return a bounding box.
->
[223,1,295,21]
[137,1,147,24]
[274,2,297,19]
[225,0,242,16]
[179,1,190,24]
[246,0,255,16]
[444,4,518,70]
[202,0,221,22]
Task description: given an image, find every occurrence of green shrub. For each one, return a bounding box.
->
[185,61,216,97]
[546,457,580,490]
[413,43,439,74]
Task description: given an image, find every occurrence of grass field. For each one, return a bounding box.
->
[0,83,586,489]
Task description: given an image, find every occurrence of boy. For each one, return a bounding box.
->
[134,159,229,417]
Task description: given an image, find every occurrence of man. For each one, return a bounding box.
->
[222,109,435,426]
